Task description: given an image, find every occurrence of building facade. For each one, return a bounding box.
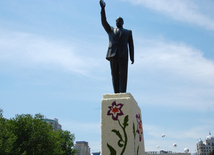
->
[197,133,214,155]
[42,118,62,131]
[74,141,90,155]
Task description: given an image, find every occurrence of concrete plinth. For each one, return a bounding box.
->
[101,93,145,155]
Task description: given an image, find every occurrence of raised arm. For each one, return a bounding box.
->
[100,0,111,33]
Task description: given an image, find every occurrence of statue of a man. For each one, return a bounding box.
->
[100,0,134,93]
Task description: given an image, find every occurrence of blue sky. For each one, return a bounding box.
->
[1,0,214,153]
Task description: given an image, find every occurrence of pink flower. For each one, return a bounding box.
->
[107,101,124,121]
[136,113,143,141]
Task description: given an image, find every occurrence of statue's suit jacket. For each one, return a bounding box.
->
[101,8,134,62]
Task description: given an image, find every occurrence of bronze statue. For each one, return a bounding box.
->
[100,0,134,93]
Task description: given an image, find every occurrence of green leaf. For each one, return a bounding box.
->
[137,146,140,155]
[112,129,123,141]
[123,115,129,127]
[112,129,124,148]
[118,140,124,147]
[107,143,117,155]
[133,123,136,139]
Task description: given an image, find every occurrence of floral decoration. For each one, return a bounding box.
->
[136,113,143,142]
[107,101,128,155]
[107,101,124,121]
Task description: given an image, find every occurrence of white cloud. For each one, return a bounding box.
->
[1,29,214,112]
[122,0,214,31]
[2,29,214,86]
[0,30,100,76]
[130,38,214,111]
[135,38,214,85]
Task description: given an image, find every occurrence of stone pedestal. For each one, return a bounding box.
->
[101,93,145,155]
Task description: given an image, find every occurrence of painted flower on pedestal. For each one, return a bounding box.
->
[136,113,143,141]
[107,101,124,121]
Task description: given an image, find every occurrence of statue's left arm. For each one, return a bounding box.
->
[129,31,134,64]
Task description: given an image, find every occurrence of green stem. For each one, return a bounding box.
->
[118,120,127,155]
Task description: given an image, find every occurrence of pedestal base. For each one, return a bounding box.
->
[101,93,145,155]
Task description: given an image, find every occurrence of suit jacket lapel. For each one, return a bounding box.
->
[119,28,124,39]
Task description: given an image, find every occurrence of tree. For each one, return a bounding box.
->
[0,110,76,155]
[59,130,77,155]
[0,109,17,155]
[5,113,62,155]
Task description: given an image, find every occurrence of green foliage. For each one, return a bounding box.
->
[112,129,124,147]
[0,109,76,155]
[59,130,77,155]
[0,109,17,154]
[107,115,129,155]
[132,123,136,139]
[107,143,116,155]
[123,115,129,128]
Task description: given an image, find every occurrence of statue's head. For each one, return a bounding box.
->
[116,17,124,28]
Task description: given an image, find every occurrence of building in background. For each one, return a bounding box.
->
[197,132,214,155]
[92,152,100,155]
[74,141,90,155]
[42,118,62,131]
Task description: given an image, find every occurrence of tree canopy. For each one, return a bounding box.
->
[0,109,76,155]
